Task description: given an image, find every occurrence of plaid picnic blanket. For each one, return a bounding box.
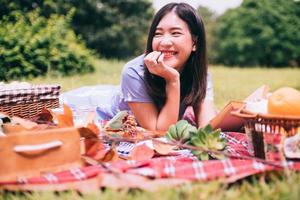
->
[1,132,300,189]
[0,83,60,104]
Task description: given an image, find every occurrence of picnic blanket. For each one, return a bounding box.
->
[1,132,300,191]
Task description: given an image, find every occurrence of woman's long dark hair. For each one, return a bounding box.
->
[144,3,208,111]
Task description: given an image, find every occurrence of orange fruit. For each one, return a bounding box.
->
[268,87,300,116]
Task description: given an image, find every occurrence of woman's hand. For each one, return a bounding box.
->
[127,51,181,131]
[144,51,179,82]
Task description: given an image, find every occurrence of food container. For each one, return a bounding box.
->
[0,127,82,182]
[0,83,60,119]
[232,108,300,161]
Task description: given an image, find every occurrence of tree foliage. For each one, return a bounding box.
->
[70,0,154,59]
[0,0,154,59]
[214,0,300,67]
[0,10,94,81]
[197,6,218,64]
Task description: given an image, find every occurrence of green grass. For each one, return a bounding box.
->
[211,66,300,107]
[6,59,300,199]
[31,60,300,109]
[1,172,300,199]
[30,59,124,91]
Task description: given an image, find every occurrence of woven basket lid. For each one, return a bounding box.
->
[0,82,60,104]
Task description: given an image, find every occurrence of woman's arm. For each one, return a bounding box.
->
[194,100,217,128]
[128,76,180,131]
[128,52,181,131]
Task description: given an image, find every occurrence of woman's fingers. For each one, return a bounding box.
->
[157,52,164,64]
[145,51,161,66]
[144,51,179,81]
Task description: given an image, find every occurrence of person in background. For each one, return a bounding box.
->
[96,2,216,130]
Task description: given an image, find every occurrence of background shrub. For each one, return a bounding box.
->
[0,0,154,59]
[213,0,300,67]
[0,9,95,81]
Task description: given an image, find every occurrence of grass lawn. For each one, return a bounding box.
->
[31,59,300,109]
[4,59,300,199]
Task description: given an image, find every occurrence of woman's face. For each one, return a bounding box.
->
[152,11,195,72]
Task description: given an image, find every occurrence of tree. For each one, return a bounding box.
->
[70,0,154,59]
[0,0,154,59]
[214,0,300,67]
[197,6,218,64]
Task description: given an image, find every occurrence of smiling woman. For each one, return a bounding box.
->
[95,3,217,131]
[150,12,196,72]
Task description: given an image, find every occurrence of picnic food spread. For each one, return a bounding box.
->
[104,110,145,139]
[0,83,299,191]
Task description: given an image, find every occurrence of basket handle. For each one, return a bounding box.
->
[14,140,63,153]
[231,105,257,118]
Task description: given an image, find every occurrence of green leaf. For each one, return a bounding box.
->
[215,141,226,150]
[175,120,189,137]
[190,137,204,146]
[166,124,178,140]
[200,152,209,161]
[165,132,173,140]
[189,123,227,161]
[191,150,203,156]
[203,124,213,134]
[211,129,221,138]
[197,130,207,145]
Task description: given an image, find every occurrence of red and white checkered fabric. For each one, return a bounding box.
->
[1,132,299,187]
[0,84,60,104]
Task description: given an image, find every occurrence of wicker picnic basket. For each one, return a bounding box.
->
[0,83,60,119]
[232,108,300,161]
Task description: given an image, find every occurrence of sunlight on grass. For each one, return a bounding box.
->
[2,172,299,200]
[30,59,300,109]
[210,65,300,108]
[30,59,125,92]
